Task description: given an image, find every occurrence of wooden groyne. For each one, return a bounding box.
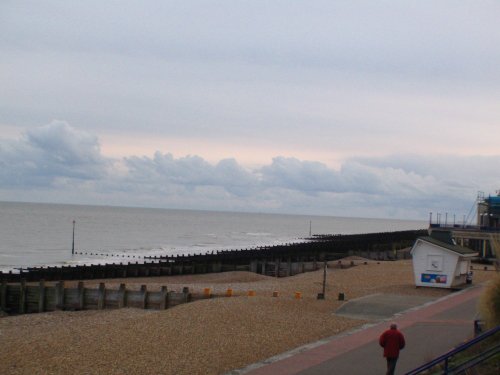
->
[0,280,199,315]
[0,230,426,283]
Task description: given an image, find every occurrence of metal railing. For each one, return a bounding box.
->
[405,326,500,375]
[429,223,500,232]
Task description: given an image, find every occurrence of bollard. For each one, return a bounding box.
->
[294,291,302,299]
[247,290,256,297]
[226,288,233,297]
[272,291,279,298]
[338,292,345,301]
[203,288,211,298]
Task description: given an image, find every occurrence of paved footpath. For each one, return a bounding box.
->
[236,285,483,375]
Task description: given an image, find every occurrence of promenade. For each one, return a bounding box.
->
[237,285,483,375]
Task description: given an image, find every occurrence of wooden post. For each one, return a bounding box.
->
[250,260,258,273]
[182,287,190,303]
[160,286,168,310]
[19,279,27,314]
[322,261,327,297]
[77,281,84,310]
[0,279,6,313]
[140,285,147,309]
[55,281,65,310]
[97,283,105,310]
[38,279,46,313]
[72,220,76,255]
[118,283,126,308]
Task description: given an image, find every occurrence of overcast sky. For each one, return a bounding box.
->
[1,1,499,220]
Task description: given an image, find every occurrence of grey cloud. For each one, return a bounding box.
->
[0,121,107,187]
[260,157,342,193]
[3,1,499,83]
[1,123,498,219]
[124,152,257,197]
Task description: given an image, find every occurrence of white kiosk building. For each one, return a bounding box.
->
[411,233,478,289]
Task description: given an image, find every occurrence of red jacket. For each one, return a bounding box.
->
[379,328,405,358]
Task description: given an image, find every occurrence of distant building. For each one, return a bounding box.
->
[411,232,477,288]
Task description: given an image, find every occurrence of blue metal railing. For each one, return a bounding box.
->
[405,326,500,375]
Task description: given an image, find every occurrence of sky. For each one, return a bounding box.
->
[1,1,499,220]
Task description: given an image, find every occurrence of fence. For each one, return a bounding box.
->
[0,280,201,315]
[405,325,500,374]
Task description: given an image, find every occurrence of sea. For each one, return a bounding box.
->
[0,201,427,272]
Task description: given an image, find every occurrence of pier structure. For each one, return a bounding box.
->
[429,191,500,260]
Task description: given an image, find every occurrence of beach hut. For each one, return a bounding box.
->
[410,233,478,288]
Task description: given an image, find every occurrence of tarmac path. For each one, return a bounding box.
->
[234,285,483,375]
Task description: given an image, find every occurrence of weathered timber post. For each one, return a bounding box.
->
[0,279,7,312]
[71,220,76,255]
[55,281,65,310]
[250,260,258,273]
[160,286,168,310]
[97,283,105,310]
[275,258,280,278]
[261,260,267,275]
[286,257,292,277]
[19,279,27,314]
[140,285,147,309]
[182,287,190,303]
[213,261,222,273]
[38,279,46,313]
[321,261,327,298]
[77,281,84,310]
[118,284,126,308]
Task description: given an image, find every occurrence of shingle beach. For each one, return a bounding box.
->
[0,258,496,375]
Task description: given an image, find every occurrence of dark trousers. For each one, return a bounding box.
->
[386,357,398,375]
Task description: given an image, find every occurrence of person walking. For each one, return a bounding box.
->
[379,322,405,375]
